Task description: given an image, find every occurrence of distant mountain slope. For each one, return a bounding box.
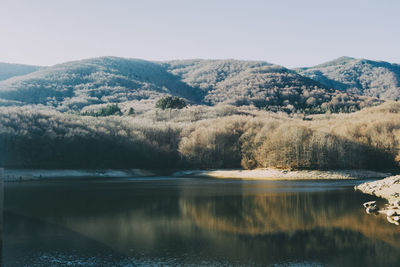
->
[0,62,42,81]
[0,57,203,111]
[296,57,400,100]
[0,57,378,113]
[164,59,377,112]
[164,59,338,107]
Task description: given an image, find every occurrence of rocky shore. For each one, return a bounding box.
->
[355,175,400,201]
[356,175,400,225]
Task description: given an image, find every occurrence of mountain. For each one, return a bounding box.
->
[164,59,329,107]
[296,57,400,100]
[0,62,42,81]
[0,57,203,111]
[0,57,377,113]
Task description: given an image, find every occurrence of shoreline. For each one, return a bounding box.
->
[2,168,391,182]
[172,168,391,180]
[355,175,400,226]
[355,175,400,202]
[3,169,157,182]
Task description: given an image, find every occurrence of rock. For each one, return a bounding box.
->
[387,216,400,226]
[389,200,400,207]
[363,201,377,208]
[386,209,399,216]
[366,205,379,214]
[391,180,400,185]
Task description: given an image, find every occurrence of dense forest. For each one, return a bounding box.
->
[1,56,399,171]
[0,57,380,114]
[296,56,400,100]
[1,101,399,171]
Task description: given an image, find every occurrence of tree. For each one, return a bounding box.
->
[80,104,122,117]
[155,96,187,110]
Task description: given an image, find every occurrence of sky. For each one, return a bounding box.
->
[0,0,399,68]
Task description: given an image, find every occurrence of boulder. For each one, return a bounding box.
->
[366,205,379,214]
[363,201,377,208]
[387,216,400,226]
[389,200,400,207]
[385,209,399,217]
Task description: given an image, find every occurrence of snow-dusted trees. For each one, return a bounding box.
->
[0,58,378,115]
[0,106,181,169]
[1,102,399,170]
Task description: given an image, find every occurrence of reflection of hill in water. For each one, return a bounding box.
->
[44,192,400,266]
[177,190,400,266]
[5,180,400,266]
[179,190,400,246]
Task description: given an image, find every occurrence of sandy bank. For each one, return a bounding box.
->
[3,168,392,182]
[355,175,400,201]
[173,168,390,180]
[3,169,156,182]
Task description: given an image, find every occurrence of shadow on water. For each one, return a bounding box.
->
[3,212,130,267]
[3,178,400,266]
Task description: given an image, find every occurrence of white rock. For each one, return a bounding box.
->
[387,216,400,225]
[386,209,399,216]
[389,200,400,207]
[363,201,377,208]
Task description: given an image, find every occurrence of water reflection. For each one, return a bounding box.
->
[3,178,400,266]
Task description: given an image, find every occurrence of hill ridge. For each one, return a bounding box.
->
[0,56,379,113]
[296,57,400,99]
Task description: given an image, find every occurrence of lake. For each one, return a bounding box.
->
[3,177,400,266]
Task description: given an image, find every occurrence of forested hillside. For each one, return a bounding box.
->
[0,57,203,111]
[0,62,42,81]
[164,59,376,112]
[296,56,400,100]
[1,102,399,170]
[0,57,378,114]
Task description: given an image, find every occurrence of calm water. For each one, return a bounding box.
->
[3,177,400,266]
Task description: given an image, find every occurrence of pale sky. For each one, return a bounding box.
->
[0,0,399,68]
